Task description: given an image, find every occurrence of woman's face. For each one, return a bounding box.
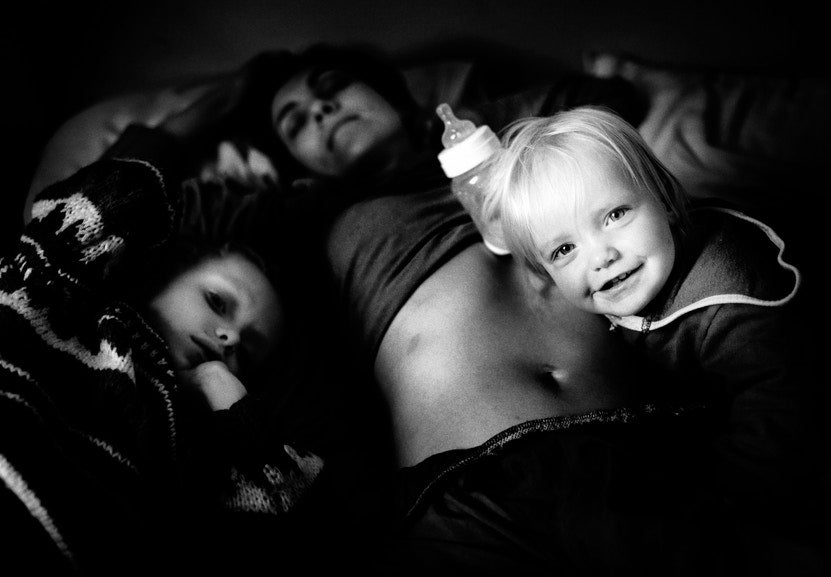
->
[271,67,406,177]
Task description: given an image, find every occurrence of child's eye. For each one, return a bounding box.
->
[206,292,226,315]
[607,207,629,223]
[551,243,575,261]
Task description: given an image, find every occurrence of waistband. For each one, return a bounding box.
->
[395,401,709,523]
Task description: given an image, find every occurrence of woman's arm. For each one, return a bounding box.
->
[25,148,180,290]
[22,61,266,291]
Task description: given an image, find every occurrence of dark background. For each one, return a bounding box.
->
[2,0,826,249]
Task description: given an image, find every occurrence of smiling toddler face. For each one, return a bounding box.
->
[529,149,676,317]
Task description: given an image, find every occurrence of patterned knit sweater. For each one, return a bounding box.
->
[0,133,323,574]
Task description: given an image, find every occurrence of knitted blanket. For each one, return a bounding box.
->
[0,154,322,574]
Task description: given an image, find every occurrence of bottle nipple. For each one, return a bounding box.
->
[437,103,476,149]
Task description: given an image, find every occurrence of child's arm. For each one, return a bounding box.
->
[177,360,248,411]
[179,359,326,517]
[700,303,824,513]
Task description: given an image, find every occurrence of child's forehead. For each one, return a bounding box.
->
[195,254,269,294]
[529,154,643,228]
[529,145,626,194]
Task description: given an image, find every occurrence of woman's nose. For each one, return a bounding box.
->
[310,99,337,123]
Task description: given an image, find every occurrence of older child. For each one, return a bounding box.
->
[0,126,322,574]
[487,106,823,519]
[134,236,282,410]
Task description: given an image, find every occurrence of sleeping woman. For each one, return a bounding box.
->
[243,44,826,575]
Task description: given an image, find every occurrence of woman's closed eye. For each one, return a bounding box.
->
[280,109,304,141]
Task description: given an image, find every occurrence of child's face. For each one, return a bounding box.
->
[529,152,675,317]
[146,253,282,379]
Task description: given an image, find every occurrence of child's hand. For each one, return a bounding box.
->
[178,360,247,411]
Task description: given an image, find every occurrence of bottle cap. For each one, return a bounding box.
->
[437,125,501,178]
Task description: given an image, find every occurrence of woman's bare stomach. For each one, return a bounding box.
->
[375,243,635,468]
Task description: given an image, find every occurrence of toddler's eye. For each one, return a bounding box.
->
[607,207,628,223]
[551,243,575,261]
[206,292,226,315]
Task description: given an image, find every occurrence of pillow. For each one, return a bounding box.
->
[401,59,475,111]
[583,51,831,215]
[25,58,477,229]
[25,83,213,221]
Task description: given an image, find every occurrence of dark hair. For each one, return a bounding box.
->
[121,236,276,312]
[239,43,422,183]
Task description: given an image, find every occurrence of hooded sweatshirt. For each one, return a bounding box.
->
[608,205,819,511]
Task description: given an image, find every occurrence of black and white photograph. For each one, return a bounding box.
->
[2,1,828,574]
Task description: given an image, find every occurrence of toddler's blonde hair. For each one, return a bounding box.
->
[485,106,688,277]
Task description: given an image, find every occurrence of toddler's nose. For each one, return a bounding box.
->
[592,245,621,270]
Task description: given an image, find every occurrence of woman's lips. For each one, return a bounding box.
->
[327,115,359,151]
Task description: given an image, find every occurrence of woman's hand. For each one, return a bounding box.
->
[178,360,247,411]
[160,69,253,144]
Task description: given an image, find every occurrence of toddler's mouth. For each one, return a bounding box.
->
[599,265,641,292]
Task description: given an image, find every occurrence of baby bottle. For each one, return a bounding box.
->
[436,103,510,255]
